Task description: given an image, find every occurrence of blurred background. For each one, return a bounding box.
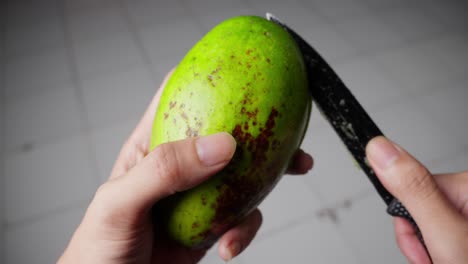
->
[0,0,466,263]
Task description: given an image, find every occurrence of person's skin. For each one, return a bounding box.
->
[366,137,468,264]
[58,70,314,264]
[59,68,467,264]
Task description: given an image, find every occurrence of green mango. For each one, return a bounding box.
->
[150,16,311,248]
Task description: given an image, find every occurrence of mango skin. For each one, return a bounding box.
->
[150,16,311,248]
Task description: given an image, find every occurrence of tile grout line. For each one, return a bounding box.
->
[118,0,206,74]
[257,181,368,262]
[4,199,89,230]
[294,0,467,96]
[57,0,102,187]
[289,7,464,117]
[3,116,140,156]
[315,187,374,264]
[3,128,88,155]
[324,188,376,264]
[297,0,459,65]
[1,1,7,262]
[251,189,372,263]
[116,0,160,86]
[177,0,210,34]
[295,0,363,64]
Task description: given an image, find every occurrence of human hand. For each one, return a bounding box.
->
[366,136,468,264]
[58,70,314,264]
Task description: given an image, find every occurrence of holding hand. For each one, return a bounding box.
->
[58,71,313,264]
[367,137,468,264]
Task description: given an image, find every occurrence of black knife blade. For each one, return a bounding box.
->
[266,13,425,244]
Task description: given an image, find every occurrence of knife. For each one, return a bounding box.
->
[266,13,426,246]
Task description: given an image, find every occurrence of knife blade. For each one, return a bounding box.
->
[266,13,425,244]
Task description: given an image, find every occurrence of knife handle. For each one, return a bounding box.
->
[387,199,426,245]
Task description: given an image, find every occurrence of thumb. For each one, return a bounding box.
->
[366,137,466,252]
[95,132,236,224]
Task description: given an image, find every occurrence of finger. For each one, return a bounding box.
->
[96,133,236,225]
[218,209,263,261]
[286,149,314,175]
[366,137,466,252]
[393,218,431,264]
[152,236,207,264]
[110,68,175,179]
[433,172,468,217]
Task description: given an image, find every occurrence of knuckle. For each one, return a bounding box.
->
[90,183,119,220]
[397,162,437,201]
[151,144,184,193]
[94,182,111,201]
[91,181,138,228]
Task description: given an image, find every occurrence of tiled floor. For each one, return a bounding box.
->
[1,0,467,263]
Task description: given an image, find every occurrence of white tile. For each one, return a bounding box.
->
[5,205,86,264]
[358,0,415,13]
[91,118,138,183]
[185,0,251,15]
[377,7,445,43]
[413,86,468,150]
[430,152,468,174]
[139,18,204,64]
[301,114,373,204]
[0,131,4,263]
[0,64,3,259]
[184,0,255,31]
[0,230,4,264]
[124,0,189,29]
[304,0,372,23]
[199,248,219,264]
[424,1,467,35]
[0,116,4,151]
[6,1,60,29]
[249,0,328,36]
[333,15,407,55]
[81,66,155,129]
[68,3,129,44]
[372,42,456,94]
[5,47,72,100]
[153,57,178,87]
[5,84,83,151]
[0,29,4,61]
[4,134,97,223]
[303,24,358,63]
[257,177,321,236]
[304,102,337,142]
[372,96,461,166]
[333,56,406,112]
[198,8,257,33]
[6,19,65,57]
[64,0,116,14]
[0,112,3,156]
[74,31,144,80]
[336,192,407,264]
[238,214,358,263]
[417,35,468,82]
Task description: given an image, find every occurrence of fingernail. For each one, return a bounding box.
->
[367,137,400,171]
[225,242,241,261]
[196,132,236,166]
